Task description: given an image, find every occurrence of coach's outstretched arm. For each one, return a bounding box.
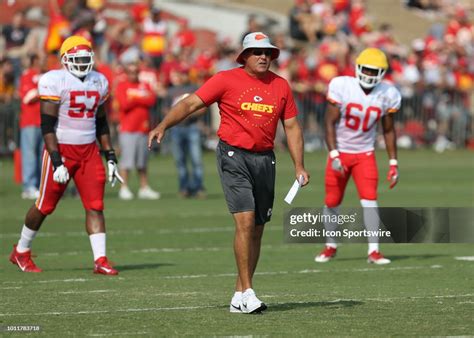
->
[148,93,206,148]
[283,116,310,186]
[40,100,69,184]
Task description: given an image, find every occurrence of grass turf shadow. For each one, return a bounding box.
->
[268,299,363,312]
[219,299,363,313]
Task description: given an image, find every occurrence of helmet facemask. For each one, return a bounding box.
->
[61,46,94,78]
[356,64,386,89]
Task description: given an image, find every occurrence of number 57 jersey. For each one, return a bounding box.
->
[38,69,109,145]
[327,76,401,153]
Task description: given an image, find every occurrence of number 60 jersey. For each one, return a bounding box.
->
[327,76,401,153]
[38,69,109,145]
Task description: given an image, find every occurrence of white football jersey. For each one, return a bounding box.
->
[38,69,109,145]
[327,76,401,153]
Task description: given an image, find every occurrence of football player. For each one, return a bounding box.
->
[9,36,123,275]
[315,48,401,265]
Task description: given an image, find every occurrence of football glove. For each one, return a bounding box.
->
[329,150,346,177]
[104,150,124,187]
[50,151,69,184]
[387,159,399,189]
[53,164,69,184]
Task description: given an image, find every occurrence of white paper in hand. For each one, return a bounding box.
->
[284,175,304,205]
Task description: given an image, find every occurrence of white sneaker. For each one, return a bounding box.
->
[367,251,391,265]
[138,186,160,200]
[119,186,134,200]
[241,288,267,314]
[229,293,243,313]
[314,246,337,263]
[21,189,39,200]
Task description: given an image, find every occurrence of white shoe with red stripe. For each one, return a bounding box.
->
[367,251,391,265]
[315,246,337,263]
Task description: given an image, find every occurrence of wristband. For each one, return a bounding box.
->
[389,159,398,166]
[329,150,340,159]
[50,151,63,169]
[104,149,117,163]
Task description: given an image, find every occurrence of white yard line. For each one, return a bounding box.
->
[0,305,216,317]
[0,226,256,239]
[163,264,444,279]
[58,289,115,295]
[455,256,474,261]
[2,277,125,285]
[0,286,22,290]
[87,332,150,337]
[35,244,278,257]
[2,265,444,285]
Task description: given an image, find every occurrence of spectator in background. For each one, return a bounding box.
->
[0,57,15,104]
[241,14,262,42]
[348,0,371,38]
[289,0,319,43]
[115,58,160,200]
[44,0,73,53]
[444,6,473,46]
[23,7,48,58]
[44,0,73,70]
[71,10,95,42]
[141,6,168,69]
[1,11,30,84]
[131,0,153,25]
[215,47,239,72]
[18,54,45,199]
[171,18,196,55]
[164,68,206,198]
[1,11,29,50]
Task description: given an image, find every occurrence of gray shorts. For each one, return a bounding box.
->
[119,132,149,170]
[216,140,276,225]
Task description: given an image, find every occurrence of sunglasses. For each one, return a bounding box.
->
[251,49,272,57]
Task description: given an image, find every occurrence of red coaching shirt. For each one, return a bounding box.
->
[195,67,298,152]
[115,80,156,133]
[18,69,41,128]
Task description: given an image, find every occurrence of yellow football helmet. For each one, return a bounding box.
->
[355,48,388,89]
[60,36,94,78]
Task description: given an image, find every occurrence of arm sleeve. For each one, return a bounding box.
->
[195,72,226,106]
[326,77,343,106]
[386,87,402,113]
[38,72,61,103]
[98,74,110,105]
[281,80,298,120]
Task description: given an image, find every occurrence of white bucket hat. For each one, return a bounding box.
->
[236,32,280,65]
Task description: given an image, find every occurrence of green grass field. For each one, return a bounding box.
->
[1,149,473,336]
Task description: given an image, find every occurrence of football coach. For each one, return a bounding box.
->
[148,32,309,314]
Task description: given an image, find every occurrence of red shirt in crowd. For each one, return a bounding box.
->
[115,80,156,133]
[18,69,42,128]
[195,67,298,152]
